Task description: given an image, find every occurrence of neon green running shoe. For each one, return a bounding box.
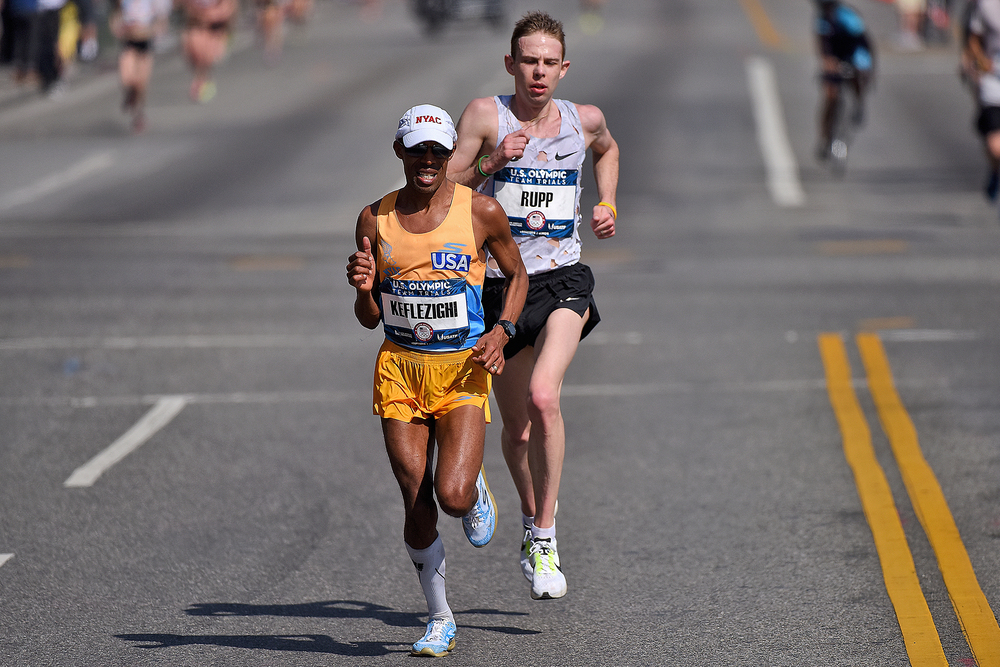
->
[520,523,533,581]
[528,537,567,600]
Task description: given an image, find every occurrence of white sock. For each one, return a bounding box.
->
[531,522,556,541]
[521,513,533,531]
[405,536,453,622]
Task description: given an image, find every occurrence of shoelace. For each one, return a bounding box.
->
[424,620,452,643]
[466,484,489,528]
[529,538,557,574]
[466,502,486,529]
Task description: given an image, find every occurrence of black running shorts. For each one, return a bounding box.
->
[482,262,600,359]
[977,105,1000,137]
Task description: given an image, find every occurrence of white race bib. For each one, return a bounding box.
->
[494,167,578,238]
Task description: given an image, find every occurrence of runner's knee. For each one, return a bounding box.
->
[526,386,561,425]
[436,475,476,517]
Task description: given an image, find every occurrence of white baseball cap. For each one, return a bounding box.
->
[395,104,457,150]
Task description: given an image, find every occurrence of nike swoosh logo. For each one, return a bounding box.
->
[554,151,578,160]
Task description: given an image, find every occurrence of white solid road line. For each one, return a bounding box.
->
[745,56,805,208]
[0,375,950,411]
[0,554,13,568]
[0,334,358,351]
[64,395,188,488]
[877,329,979,343]
[0,331,644,351]
[0,152,114,212]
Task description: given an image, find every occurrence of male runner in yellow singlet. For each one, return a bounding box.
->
[346,104,527,657]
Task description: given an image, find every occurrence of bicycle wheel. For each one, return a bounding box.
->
[829,88,850,177]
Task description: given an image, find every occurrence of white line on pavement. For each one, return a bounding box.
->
[0,376,951,410]
[0,152,114,212]
[0,554,12,568]
[877,329,979,343]
[64,395,188,488]
[745,56,805,207]
[0,332,644,351]
[0,334,358,351]
[1,390,355,408]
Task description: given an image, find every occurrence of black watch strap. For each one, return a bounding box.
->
[497,319,517,339]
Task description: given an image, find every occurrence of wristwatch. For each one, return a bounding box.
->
[497,319,517,340]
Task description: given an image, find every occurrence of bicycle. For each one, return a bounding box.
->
[821,63,862,177]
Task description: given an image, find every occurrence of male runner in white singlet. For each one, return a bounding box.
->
[449,11,619,601]
[347,104,526,656]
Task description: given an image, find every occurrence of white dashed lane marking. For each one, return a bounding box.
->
[0,151,114,212]
[745,56,805,208]
[64,396,187,488]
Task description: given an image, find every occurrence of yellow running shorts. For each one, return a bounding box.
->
[373,340,492,423]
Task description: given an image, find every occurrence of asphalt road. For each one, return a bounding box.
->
[1,0,999,665]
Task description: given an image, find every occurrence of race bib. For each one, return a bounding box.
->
[380,277,470,347]
[494,167,578,239]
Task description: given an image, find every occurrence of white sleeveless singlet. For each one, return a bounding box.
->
[483,95,587,278]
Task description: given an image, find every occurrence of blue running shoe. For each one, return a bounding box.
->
[462,466,496,547]
[411,618,456,657]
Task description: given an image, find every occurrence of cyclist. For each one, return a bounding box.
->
[813,0,875,161]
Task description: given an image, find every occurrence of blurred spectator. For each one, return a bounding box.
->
[896,0,926,50]
[179,0,236,102]
[57,0,80,72]
[7,0,40,86]
[358,0,380,22]
[579,0,605,34]
[36,0,67,96]
[255,0,287,62]
[110,0,172,132]
[285,0,310,23]
[75,0,99,62]
[2,0,17,64]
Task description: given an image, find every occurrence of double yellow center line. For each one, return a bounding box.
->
[819,333,1000,666]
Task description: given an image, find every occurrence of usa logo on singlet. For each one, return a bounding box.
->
[431,252,471,272]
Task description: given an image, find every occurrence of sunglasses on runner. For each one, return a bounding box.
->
[402,143,454,159]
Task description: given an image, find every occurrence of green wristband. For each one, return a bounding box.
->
[476,155,491,178]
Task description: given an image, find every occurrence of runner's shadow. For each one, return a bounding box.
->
[185,599,424,628]
[185,599,534,634]
[116,600,537,657]
[115,633,408,657]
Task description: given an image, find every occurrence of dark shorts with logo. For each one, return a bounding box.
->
[977,106,1000,137]
[483,262,600,360]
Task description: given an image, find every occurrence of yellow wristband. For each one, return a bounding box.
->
[598,201,617,220]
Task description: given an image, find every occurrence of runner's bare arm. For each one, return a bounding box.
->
[449,97,530,189]
[579,103,619,239]
[470,194,527,374]
[968,32,993,74]
[348,204,381,329]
